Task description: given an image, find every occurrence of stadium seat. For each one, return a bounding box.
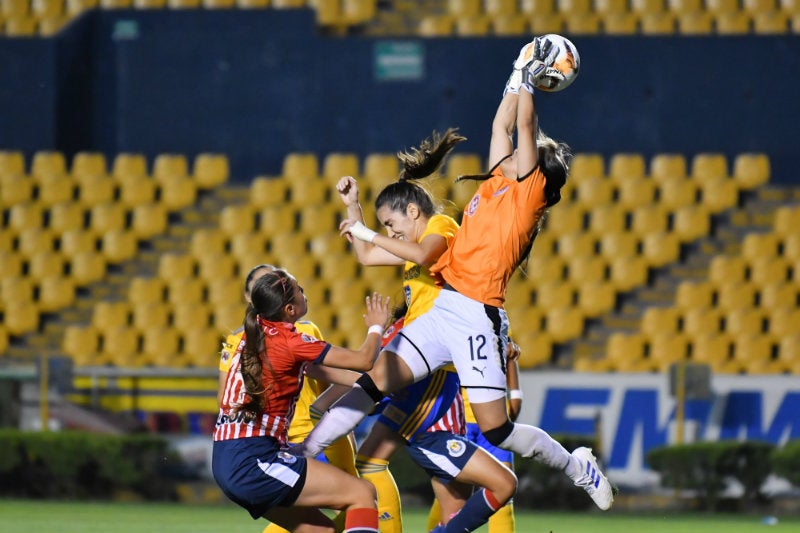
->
[207,277,244,308]
[89,202,128,236]
[297,203,339,236]
[219,204,257,236]
[515,331,554,369]
[598,232,639,260]
[5,16,37,37]
[130,203,168,239]
[268,232,307,260]
[172,302,212,333]
[640,12,676,33]
[159,177,197,210]
[236,0,269,6]
[287,177,327,206]
[193,153,229,189]
[197,254,237,281]
[666,0,703,13]
[716,282,758,311]
[60,229,96,256]
[630,205,669,235]
[229,232,269,263]
[66,0,98,14]
[715,12,752,34]
[682,307,723,337]
[587,203,627,235]
[0,174,34,206]
[3,300,40,335]
[741,232,780,261]
[595,0,628,13]
[0,251,23,278]
[543,202,585,235]
[608,153,646,182]
[616,177,657,209]
[101,326,140,367]
[760,281,798,309]
[691,333,732,373]
[545,306,584,343]
[419,14,455,36]
[699,176,739,212]
[101,230,138,263]
[76,174,116,207]
[557,231,597,258]
[774,333,800,373]
[753,11,789,33]
[342,0,376,25]
[568,153,604,182]
[69,251,106,285]
[564,13,601,34]
[520,0,555,14]
[567,255,608,284]
[0,150,25,177]
[128,277,165,306]
[141,327,181,366]
[742,0,778,12]
[455,14,491,35]
[672,204,710,241]
[318,251,358,280]
[524,254,567,286]
[780,0,800,13]
[8,202,44,231]
[656,178,698,209]
[166,277,206,306]
[609,255,649,291]
[62,325,99,365]
[117,174,156,208]
[576,281,617,316]
[630,0,665,12]
[112,153,148,180]
[772,206,800,237]
[28,250,66,279]
[132,302,172,330]
[691,153,729,181]
[557,0,591,13]
[573,176,615,207]
[31,150,67,180]
[783,233,800,261]
[605,332,647,372]
[708,255,747,285]
[70,151,107,180]
[732,152,770,190]
[189,228,228,257]
[492,14,529,35]
[447,0,481,16]
[251,176,289,208]
[732,334,772,374]
[48,202,84,234]
[648,332,690,371]
[530,12,566,32]
[650,153,687,184]
[534,281,575,308]
[134,0,168,9]
[158,253,197,281]
[705,0,739,13]
[676,12,714,34]
[322,152,360,182]
[641,231,681,267]
[16,227,57,258]
[181,329,223,367]
[724,307,766,337]
[675,280,715,309]
[602,12,639,34]
[770,307,800,343]
[749,256,789,286]
[36,174,76,206]
[99,0,133,8]
[153,153,189,184]
[641,306,681,336]
[1,276,35,307]
[282,152,319,179]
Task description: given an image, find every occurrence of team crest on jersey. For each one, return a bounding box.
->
[277,451,297,464]
[404,285,411,307]
[300,334,317,343]
[446,439,467,457]
[466,195,479,217]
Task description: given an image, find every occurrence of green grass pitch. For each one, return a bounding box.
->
[1,499,798,533]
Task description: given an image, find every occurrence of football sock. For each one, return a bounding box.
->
[444,489,502,533]
[303,386,375,457]
[356,455,402,533]
[426,498,442,531]
[498,423,572,471]
[344,508,379,533]
[488,501,515,533]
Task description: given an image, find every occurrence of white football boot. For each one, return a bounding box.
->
[571,446,614,510]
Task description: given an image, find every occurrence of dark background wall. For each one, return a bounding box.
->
[1,10,798,184]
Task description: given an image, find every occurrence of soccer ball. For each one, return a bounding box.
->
[536,34,581,93]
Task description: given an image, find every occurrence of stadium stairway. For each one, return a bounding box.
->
[566,184,800,368]
[3,184,251,364]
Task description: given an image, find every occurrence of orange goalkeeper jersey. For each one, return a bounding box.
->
[430,165,548,307]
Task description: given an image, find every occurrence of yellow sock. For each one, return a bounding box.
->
[324,435,358,477]
[262,522,289,533]
[426,497,442,531]
[488,501,515,533]
[356,454,402,533]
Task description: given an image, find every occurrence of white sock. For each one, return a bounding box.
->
[302,385,375,457]
[499,423,574,473]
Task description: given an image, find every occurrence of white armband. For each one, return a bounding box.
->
[508,389,524,400]
[348,221,378,243]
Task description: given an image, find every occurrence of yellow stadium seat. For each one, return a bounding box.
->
[699,176,739,212]
[318,251,359,280]
[672,204,710,241]
[705,0,739,13]
[753,11,788,33]
[732,153,770,189]
[159,177,197,210]
[449,179,480,209]
[153,153,189,184]
[0,232,13,253]
[630,205,669,235]
[630,0,665,12]
[100,0,132,8]
[229,232,270,264]
[666,0,702,13]
[1,275,35,306]
[677,12,713,34]
[69,251,106,284]
[130,203,168,239]
[525,254,567,286]
[640,12,675,33]
[62,325,99,365]
[641,306,681,336]
[88,202,127,236]
[16,227,57,258]
[8,202,44,231]
[564,13,600,34]
[595,0,628,13]
[202,0,235,8]
[166,277,206,305]
[207,277,244,308]
[327,278,369,308]
[557,0,591,13]
[770,307,800,342]
[605,332,646,372]
[0,150,25,176]
[616,177,657,209]
[760,281,798,309]
[648,332,690,371]
[117,175,156,208]
[742,0,777,12]
[557,231,597,258]
[31,150,67,180]
[282,152,319,179]
[45,202,87,235]
[608,153,646,182]
[181,328,223,368]
[29,250,66,279]
[774,333,800,374]
[197,254,237,281]
[38,16,68,37]
[520,0,555,14]
[236,0,269,6]
[545,306,584,343]
[0,251,23,278]
[112,153,148,180]
[455,14,491,36]
[259,205,297,234]
[101,230,137,263]
[657,178,698,209]
[641,231,681,267]
[76,174,116,207]
[573,175,615,207]
[780,0,800,13]
[598,232,639,259]
[268,231,306,261]
[708,255,747,285]
[447,0,480,16]
[715,12,752,34]
[609,255,649,291]
[732,333,772,374]
[133,0,168,8]
[101,326,140,367]
[419,14,455,36]
[60,229,96,256]
[602,12,639,34]
[741,232,780,261]
[691,153,729,181]
[543,203,585,235]
[251,176,290,208]
[493,14,529,35]
[189,228,228,257]
[773,206,800,237]
[486,0,518,14]
[534,281,575,308]
[298,204,339,236]
[717,282,758,311]
[131,301,171,330]
[587,203,627,235]
[158,253,197,281]
[724,307,766,337]
[193,153,229,189]
[36,174,76,206]
[749,256,789,286]
[3,300,39,335]
[342,0,376,25]
[172,302,212,333]
[277,255,316,282]
[0,174,34,206]
[515,331,554,369]
[675,280,715,310]
[140,327,181,366]
[568,153,604,183]
[5,16,37,36]
[322,152,360,182]
[71,151,106,179]
[219,204,257,236]
[690,333,732,373]
[530,12,565,31]
[65,0,97,15]
[567,255,608,284]
[128,277,165,306]
[576,281,617,316]
[784,234,800,261]
[650,153,688,181]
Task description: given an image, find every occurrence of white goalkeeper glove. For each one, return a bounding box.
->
[347,221,378,243]
[504,41,535,96]
[522,60,565,93]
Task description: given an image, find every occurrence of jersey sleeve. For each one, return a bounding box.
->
[288,330,332,363]
[219,330,244,373]
[422,214,459,245]
[295,320,325,341]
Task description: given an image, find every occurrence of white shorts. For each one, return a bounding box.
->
[384,287,509,403]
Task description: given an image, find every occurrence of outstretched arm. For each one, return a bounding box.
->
[515,85,539,177]
[488,93,517,169]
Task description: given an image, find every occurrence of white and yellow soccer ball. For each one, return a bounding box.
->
[534,34,580,93]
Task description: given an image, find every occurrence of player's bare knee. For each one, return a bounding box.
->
[292,523,335,533]
[351,477,377,507]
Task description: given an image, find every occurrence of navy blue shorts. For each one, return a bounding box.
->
[465,422,514,465]
[406,431,479,482]
[212,437,307,519]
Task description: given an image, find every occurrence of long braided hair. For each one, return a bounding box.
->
[374,127,467,216]
[233,269,296,423]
